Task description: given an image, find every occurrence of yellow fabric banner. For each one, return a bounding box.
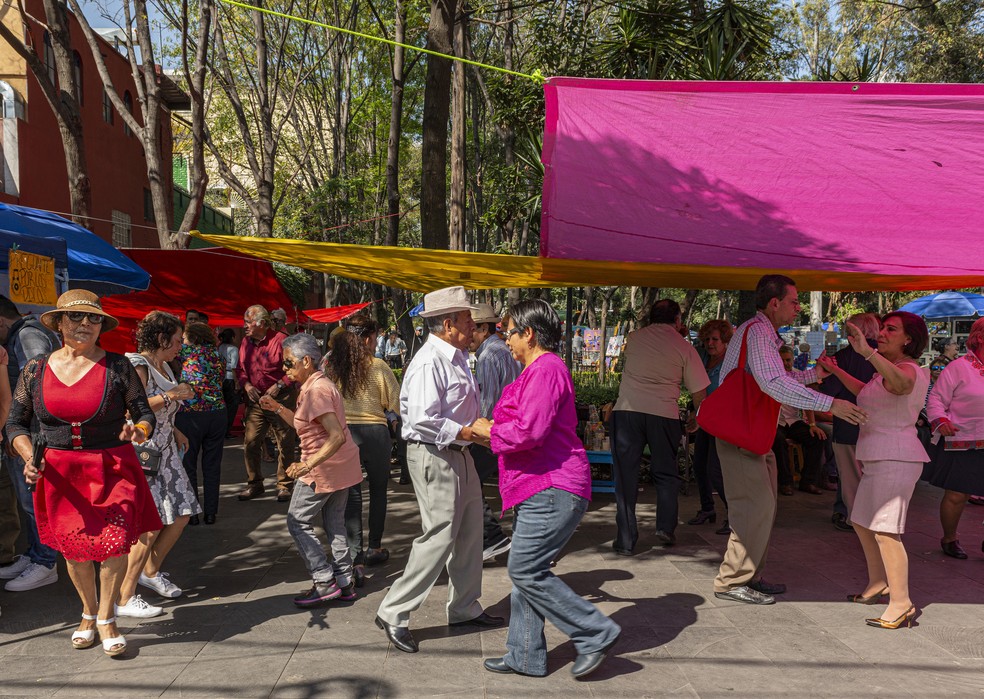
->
[190,233,981,292]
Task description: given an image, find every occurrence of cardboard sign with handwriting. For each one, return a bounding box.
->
[9,250,58,306]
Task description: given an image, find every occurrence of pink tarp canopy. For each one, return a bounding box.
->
[541,78,984,290]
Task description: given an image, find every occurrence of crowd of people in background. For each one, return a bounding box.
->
[1,277,981,674]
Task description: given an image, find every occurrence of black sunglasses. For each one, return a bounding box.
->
[65,312,105,324]
[930,365,946,371]
[282,358,295,369]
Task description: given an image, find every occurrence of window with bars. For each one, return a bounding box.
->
[102,89,113,124]
[111,210,131,247]
[43,32,56,86]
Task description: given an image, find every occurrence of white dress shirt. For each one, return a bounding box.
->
[400,333,481,449]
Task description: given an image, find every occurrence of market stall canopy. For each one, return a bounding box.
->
[0,203,150,295]
[540,78,984,291]
[304,301,373,323]
[0,230,69,315]
[898,291,984,318]
[98,247,303,352]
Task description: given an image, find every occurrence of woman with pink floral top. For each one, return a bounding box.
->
[471,299,620,680]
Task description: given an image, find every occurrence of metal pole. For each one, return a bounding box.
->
[565,286,574,369]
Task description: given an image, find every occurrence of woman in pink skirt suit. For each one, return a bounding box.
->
[818,311,928,630]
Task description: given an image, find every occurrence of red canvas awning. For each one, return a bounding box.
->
[304,301,373,323]
[99,248,303,352]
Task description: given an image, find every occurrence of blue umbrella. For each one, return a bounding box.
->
[898,291,984,319]
[408,301,424,317]
[0,203,150,296]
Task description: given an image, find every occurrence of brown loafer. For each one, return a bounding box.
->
[779,485,794,496]
[237,485,264,501]
[277,488,292,503]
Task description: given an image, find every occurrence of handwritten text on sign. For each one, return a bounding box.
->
[9,250,58,306]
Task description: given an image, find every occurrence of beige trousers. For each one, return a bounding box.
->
[376,443,484,627]
[713,439,778,592]
[832,442,863,518]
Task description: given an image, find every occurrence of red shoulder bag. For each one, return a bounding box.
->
[696,322,781,455]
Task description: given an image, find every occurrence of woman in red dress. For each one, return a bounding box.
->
[5,290,160,657]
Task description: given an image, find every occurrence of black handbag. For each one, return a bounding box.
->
[134,443,162,476]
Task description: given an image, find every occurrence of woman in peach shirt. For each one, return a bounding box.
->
[260,333,363,608]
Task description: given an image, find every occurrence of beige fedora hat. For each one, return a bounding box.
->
[418,286,478,318]
[40,289,119,332]
[471,303,499,325]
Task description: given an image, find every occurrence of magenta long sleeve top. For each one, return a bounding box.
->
[490,352,592,512]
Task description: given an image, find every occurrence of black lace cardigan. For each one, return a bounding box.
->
[4,353,156,451]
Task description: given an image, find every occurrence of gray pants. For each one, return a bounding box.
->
[286,483,353,588]
[376,443,484,627]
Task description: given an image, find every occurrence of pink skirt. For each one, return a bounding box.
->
[850,459,922,534]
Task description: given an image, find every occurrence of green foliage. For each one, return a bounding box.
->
[272,262,313,308]
[573,372,621,407]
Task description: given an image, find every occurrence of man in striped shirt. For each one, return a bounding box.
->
[470,303,521,562]
[712,275,868,606]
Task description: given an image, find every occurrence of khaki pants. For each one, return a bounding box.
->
[376,443,484,627]
[832,442,863,518]
[713,439,778,592]
[243,393,298,491]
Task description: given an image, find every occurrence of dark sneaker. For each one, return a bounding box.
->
[293,582,342,608]
[654,530,676,547]
[831,513,853,532]
[337,584,358,602]
[748,578,786,595]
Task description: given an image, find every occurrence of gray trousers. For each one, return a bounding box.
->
[376,443,484,627]
[286,483,353,588]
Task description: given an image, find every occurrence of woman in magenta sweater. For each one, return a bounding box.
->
[471,299,620,680]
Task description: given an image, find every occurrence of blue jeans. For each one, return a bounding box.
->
[287,483,353,588]
[2,452,57,568]
[504,488,620,676]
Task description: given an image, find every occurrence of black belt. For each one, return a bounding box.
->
[408,440,470,452]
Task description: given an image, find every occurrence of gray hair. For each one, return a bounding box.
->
[425,311,461,335]
[282,333,322,363]
[271,308,287,321]
[245,304,270,324]
[848,313,881,341]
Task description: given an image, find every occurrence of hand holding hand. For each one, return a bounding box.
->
[830,398,868,426]
[469,418,493,441]
[171,383,195,401]
[814,351,835,378]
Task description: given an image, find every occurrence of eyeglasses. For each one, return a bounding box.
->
[282,358,295,369]
[65,312,105,324]
[931,365,946,371]
[504,328,521,340]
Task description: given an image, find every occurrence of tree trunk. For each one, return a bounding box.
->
[810,291,823,330]
[176,0,212,239]
[419,0,457,249]
[449,5,468,251]
[736,291,757,325]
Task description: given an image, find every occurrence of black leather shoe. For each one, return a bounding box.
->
[613,546,634,556]
[571,634,620,679]
[654,530,676,547]
[748,578,786,595]
[831,513,853,531]
[714,585,775,605]
[375,616,418,653]
[941,539,968,559]
[203,514,216,525]
[483,657,517,674]
[353,565,366,588]
[715,519,731,535]
[448,612,505,628]
[365,548,390,566]
[188,515,200,526]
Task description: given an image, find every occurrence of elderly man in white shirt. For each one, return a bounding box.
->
[375,286,504,654]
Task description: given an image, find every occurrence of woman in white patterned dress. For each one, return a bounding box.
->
[116,311,201,618]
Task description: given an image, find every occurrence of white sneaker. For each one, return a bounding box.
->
[138,572,183,598]
[482,537,511,562]
[0,556,31,580]
[5,562,58,591]
[115,594,164,618]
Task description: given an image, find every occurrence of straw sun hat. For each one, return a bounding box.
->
[40,289,119,332]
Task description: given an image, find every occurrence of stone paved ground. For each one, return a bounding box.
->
[2,441,984,697]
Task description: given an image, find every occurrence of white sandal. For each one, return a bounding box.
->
[72,613,97,650]
[97,617,126,657]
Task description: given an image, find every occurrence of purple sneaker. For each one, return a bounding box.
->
[293,582,342,608]
[337,583,358,602]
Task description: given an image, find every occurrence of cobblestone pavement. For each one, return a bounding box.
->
[2,441,984,697]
